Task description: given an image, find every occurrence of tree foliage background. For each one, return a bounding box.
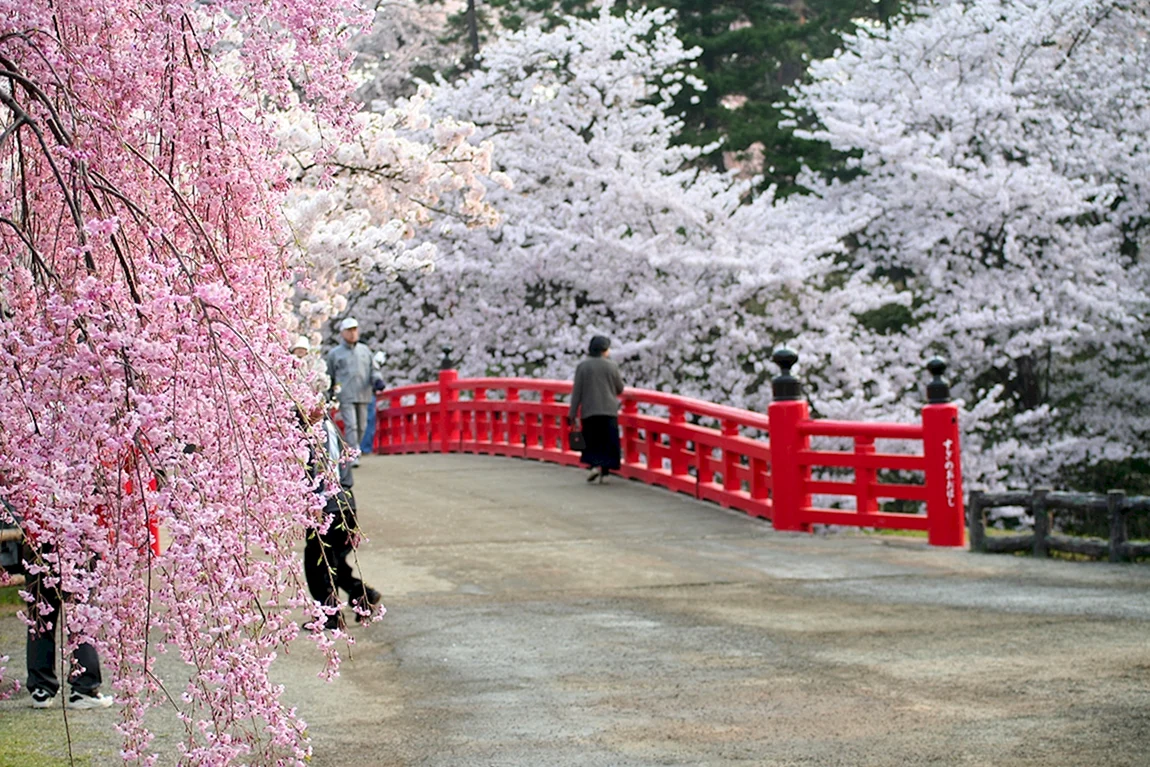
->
[355,0,1149,494]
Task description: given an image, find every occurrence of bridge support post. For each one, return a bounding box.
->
[768,348,810,532]
[921,358,965,547]
[438,368,459,453]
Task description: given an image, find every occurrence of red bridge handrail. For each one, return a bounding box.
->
[373,368,964,546]
[799,420,923,439]
[444,377,773,430]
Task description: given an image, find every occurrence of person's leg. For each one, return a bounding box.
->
[602,416,622,480]
[26,571,61,702]
[338,400,360,449]
[69,642,103,695]
[303,528,341,629]
[64,641,113,708]
[359,398,376,455]
[329,490,380,623]
[354,403,369,453]
[330,539,365,602]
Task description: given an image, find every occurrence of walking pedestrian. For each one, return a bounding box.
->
[359,351,387,456]
[325,318,383,465]
[302,410,382,630]
[24,543,114,709]
[568,335,625,484]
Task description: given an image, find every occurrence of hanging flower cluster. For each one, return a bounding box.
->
[0,0,373,763]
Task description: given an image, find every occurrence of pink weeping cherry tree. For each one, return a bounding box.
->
[0,0,375,763]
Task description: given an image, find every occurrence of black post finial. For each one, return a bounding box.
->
[439,345,454,371]
[926,357,950,403]
[771,347,801,401]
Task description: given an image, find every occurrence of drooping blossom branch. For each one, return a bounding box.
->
[0,0,372,763]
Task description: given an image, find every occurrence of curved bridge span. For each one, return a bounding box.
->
[373,363,966,546]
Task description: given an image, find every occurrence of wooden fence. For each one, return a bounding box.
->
[968,489,1150,561]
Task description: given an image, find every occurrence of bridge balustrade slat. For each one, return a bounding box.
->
[798,449,924,472]
[799,508,931,530]
[806,480,929,503]
[800,420,923,439]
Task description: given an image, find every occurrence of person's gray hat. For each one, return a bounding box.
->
[339,317,359,331]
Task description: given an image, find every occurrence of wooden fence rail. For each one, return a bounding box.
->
[969,489,1150,561]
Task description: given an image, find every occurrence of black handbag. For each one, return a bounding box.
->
[568,428,586,451]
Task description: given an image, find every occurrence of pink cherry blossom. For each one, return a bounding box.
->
[1,1,371,763]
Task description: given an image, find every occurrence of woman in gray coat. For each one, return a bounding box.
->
[568,335,625,483]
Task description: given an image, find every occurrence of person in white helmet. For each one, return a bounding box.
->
[290,334,330,398]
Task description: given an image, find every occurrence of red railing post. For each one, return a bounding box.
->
[373,395,385,452]
[855,437,878,515]
[506,387,520,448]
[721,419,739,493]
[621,398,640,466]
[668,405,688,477]
[438,368,459,453]
[921,358,965,546]
[541,389,556,452]
[415,392,427,445]
[388,394,401,450]
[474,388,489,447]
[767,348,810,532]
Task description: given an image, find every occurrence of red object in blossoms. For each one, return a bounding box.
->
[0,1,371,764]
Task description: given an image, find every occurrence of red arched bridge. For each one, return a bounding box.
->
[372,350,965,547]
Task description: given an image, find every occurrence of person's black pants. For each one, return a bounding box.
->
[304,489,368,626]
[580,415,621,474]
[26,570,102,697]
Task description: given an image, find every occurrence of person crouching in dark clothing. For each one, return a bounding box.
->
[304,413,382,630]
[568,335,625,484]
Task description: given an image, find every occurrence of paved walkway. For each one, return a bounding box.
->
[3,453,1150,765]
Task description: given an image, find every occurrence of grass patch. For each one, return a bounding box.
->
[0,713,94,767]
[0,586,25,605]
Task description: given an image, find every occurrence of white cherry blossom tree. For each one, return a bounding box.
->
[355,7,841,407]
[786,0,1150,487]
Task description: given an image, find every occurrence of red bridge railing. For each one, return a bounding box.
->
[373,351,964,546]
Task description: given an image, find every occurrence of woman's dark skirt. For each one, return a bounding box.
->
[580,415,621,471]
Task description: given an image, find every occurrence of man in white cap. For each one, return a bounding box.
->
[325,318,383,462]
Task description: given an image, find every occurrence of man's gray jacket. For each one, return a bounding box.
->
[326,339,379,404]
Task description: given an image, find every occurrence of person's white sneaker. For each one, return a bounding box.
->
[67,691,114,709]
[30,688,55,709]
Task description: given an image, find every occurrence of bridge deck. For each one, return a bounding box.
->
[3,452,1150,765]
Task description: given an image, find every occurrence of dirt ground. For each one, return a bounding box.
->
[3,453,1149,766]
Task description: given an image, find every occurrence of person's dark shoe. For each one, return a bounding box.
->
[599,468,611,484]
[353,587,383,624]
[586,466,601,483]
[324,612,346,631]
[30,688,55,709]
[67,690,114,710]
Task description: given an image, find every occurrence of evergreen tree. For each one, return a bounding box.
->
[665,0,897,194]
[429,0,900,195]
